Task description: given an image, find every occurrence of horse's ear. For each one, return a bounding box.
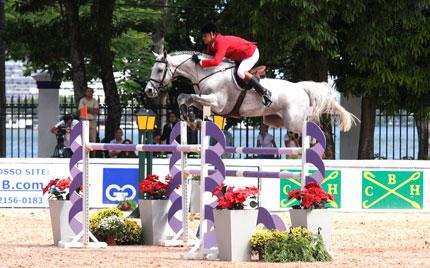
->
[152,51,160,58]
[163,50,167,58]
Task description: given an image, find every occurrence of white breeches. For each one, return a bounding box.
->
[237,48,259,79]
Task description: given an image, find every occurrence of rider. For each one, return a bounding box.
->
[191,22,272,107]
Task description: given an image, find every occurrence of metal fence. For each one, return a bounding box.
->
[4,95,427,159]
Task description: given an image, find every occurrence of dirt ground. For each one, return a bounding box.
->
[0,209,429,268]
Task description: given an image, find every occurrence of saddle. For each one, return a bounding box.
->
[234,65,267,89]
[228,64,267,117]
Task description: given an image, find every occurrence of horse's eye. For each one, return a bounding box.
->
[157,68,163,73]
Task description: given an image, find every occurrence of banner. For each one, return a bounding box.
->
[0,164,70,207]
[280,169,341,209]
[362,170,423,209]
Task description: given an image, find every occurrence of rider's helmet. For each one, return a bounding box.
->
[201,22,217,34]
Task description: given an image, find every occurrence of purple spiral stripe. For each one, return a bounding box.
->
[167,122,184,234]
[202,122,226,249]
[68,122,83,235]
[305,122,327,184]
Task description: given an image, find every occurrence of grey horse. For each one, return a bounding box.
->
[145,51,355,133]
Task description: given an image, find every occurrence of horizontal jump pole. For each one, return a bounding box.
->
[225,146,301,155]
[86,143,201,153]
[86,143,301,156]
[184,169,301,179]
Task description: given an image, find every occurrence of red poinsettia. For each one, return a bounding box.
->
[212,183,259,210]
[42,177,76,200]
[287,182,334,209]
[138,174,176,200]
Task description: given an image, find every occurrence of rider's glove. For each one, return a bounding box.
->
[191,54,201,65]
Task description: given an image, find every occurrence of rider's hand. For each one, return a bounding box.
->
[191,54,201,65]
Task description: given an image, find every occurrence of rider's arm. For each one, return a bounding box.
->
[201,39,228,68]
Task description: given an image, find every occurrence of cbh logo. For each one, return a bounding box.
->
[102,168,139,204]
[105,184,136,202]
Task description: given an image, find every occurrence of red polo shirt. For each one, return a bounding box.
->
[201,33,257,68]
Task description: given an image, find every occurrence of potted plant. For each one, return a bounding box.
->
[138,174,175,245]
[189,175,200,213]
[90,208,143,245]
[42,177,76,246]
[94,215,125,245]
[287,182,335,250]
[212,183,259,261]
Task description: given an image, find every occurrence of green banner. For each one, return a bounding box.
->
[280,170,341,209]
[362,170,423,209]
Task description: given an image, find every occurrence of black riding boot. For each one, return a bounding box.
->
[249,76,272,107]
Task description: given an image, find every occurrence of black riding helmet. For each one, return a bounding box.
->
[201,22,217,34]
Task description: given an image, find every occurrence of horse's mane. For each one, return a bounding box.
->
[169,51,234,64]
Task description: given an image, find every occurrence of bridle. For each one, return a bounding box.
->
[148,56,192,95]
[148,53,235,95]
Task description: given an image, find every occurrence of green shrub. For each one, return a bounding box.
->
[117,219,144,245]
[250,227,332,262]
[89,208,143,245]
[250,227,313,260]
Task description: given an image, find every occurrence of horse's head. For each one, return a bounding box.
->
[145,51,173,98]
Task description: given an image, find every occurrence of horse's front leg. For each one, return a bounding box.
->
[177,93,191,121]
[177,93,219,128]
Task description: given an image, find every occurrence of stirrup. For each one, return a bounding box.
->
[263,95,272,107]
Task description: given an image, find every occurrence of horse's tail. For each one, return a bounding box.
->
[302,81,357,132]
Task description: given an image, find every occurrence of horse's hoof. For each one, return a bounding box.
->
[180,105,188,121]
[195,119,202,130]
[187,106,195,122]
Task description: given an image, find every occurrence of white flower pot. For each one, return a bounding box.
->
[138,199,174,245]
[213,209,258,261]
[48,200,75,246]
[289,209,333,250]
[189,180,200,213]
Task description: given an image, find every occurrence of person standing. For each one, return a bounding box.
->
[161,112,179,143]
[78,87,99,157]
[284,131,301,159]
[256,124,277,159]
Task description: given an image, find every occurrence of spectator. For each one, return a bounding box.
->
[109,127,124,158]
[284,131,301,159]
[284,131,301,147]
[152,129,165,158]
[118,139,137,158]
[256,124,277,159]
[78,87,99,157]
[161,112,179,143]
[214,122,234,159]
[50,114,79,158]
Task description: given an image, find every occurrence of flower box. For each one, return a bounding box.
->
[48,200,75,246]
[138,199,174,245]
[213,209,258,261]
[289,209,333,250]
[189,180,200,213]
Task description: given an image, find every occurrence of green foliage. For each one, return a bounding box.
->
[5,0,159,103]
[117,219,144,245]
[250,227,331,262]
[89,208,143,245]
[250,228,312,259]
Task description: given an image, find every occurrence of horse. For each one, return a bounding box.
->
[144,51,356,133]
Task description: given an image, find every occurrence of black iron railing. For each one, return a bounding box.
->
[3,95,427,159]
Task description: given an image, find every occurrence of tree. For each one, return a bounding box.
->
[90,0,121,141]
[5,0,158,141]
[63,0,88,103]
[0,0,5,157]
[332,0,430,159]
